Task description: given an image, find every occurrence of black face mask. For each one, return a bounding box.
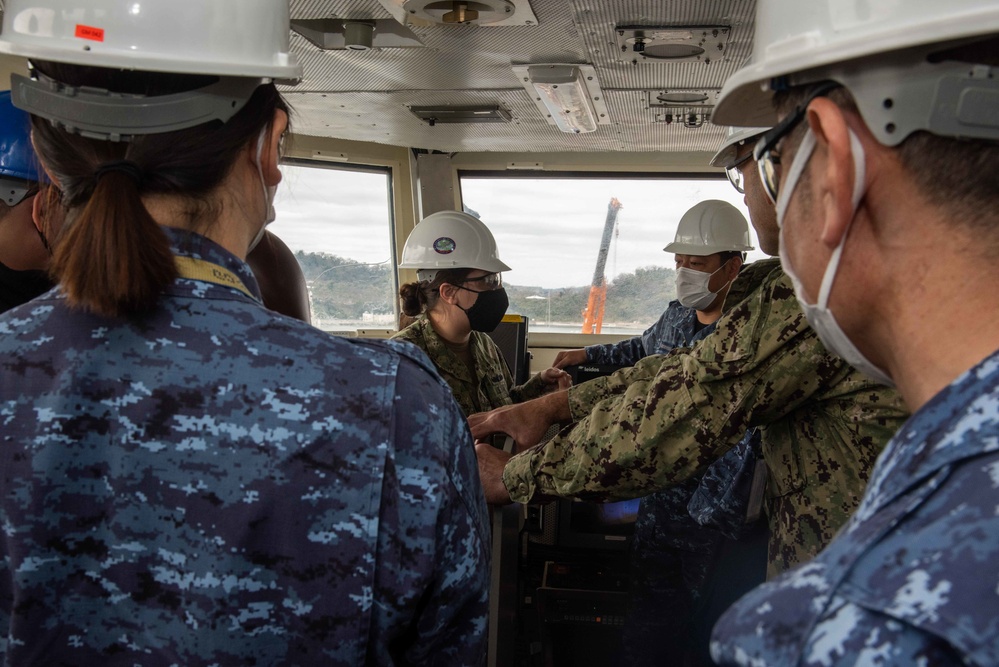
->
[455,286,509,332]
[0,260,53,314]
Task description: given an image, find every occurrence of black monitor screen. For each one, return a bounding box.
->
[557,498,641,550]
[567,498,640,536]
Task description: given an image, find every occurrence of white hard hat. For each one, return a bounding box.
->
[709,125,770,168]
[399,210,512,282]
[664,200,754,255]
[0,0,302,141]
[714,0,999,146]
[0,0,301,80]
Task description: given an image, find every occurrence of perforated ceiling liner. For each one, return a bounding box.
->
[0,1,752,155]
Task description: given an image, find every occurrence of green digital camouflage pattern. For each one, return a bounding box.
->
[503,259,909,575]
[393,315,547,417]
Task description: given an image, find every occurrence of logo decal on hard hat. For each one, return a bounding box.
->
[433,237,456,255]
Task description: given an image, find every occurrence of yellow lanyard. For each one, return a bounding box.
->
[174,256,255,300]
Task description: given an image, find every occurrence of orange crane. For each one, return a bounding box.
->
[581,197,623,334]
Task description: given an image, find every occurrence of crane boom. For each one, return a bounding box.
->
[581,197,623,334]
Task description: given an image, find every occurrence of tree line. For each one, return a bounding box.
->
[296,250,678,327]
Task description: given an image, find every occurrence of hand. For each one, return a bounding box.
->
[469,396,562,451]
[538,366,572,391]
[474,441,513,505]
[553,348,587,369]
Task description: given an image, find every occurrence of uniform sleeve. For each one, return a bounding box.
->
[385,355,491,666]
[710,587,964,666]
[510,371,551,404]
[502,269,851,504]
[584,335,647,366]
[800,598,966,667]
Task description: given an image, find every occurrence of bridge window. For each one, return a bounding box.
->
[459,174,764,335]
[271,161,396,332]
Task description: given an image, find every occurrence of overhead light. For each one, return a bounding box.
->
[409,105,512,125]
[513,64,609,134]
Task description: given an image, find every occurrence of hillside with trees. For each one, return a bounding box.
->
[295,250,677,330]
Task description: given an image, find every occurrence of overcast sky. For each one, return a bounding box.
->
[271,164,769,290]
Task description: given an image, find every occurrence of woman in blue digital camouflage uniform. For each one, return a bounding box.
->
[394,209,569,417]
[0,2,490,665]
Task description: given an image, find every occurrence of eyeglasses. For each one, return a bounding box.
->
[753,81,842,204]
[725,151,753,194]
[461,272,503,291]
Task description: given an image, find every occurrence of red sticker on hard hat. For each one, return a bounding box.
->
[75,25,105,42]
[433,237,456,255]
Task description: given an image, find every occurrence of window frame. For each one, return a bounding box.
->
[456,168,754,345]
[274,157,400,332]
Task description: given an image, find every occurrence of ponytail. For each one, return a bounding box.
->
[50,167,176,318]
[398,268,473,317]
[29,60,288,319]
[399,281,428,317]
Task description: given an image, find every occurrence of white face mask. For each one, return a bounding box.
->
[777,127,894,387]
[249,127,277,253]
[675,261,732,311]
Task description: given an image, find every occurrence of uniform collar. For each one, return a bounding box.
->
[859,348,999,518]
[163,227,262,302]
[413,316,475,382]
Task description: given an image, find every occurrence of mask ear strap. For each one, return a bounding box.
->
[775,130,816,229]
[815,129,867,309]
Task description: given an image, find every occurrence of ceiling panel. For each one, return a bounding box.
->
[284,0,757,153]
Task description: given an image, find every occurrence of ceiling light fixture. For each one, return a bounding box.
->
[409,105,512,125]
[513,64,609,134]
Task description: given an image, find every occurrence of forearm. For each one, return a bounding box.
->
[510,371,551,403]
[506,358,742,503]
[505,309,829,503]
[584,336,645,366]
[567,353,670,419]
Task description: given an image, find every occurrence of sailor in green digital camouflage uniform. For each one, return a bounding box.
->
[470,128,910,577]
[394,210,569,417]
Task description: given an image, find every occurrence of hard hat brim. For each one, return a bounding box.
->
[664,242,754,255]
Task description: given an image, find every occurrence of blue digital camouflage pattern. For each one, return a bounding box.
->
[620,301,765,666]
[0,228,491,666]
[711,348,999,666]
[584,299,705,366]
[687,429,762,540]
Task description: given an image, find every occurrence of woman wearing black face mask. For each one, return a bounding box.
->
[394,210,570,417]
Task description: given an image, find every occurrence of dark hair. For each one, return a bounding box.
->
[774,79,999,237]
[398,268,473,317]
[30,61,289,318]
